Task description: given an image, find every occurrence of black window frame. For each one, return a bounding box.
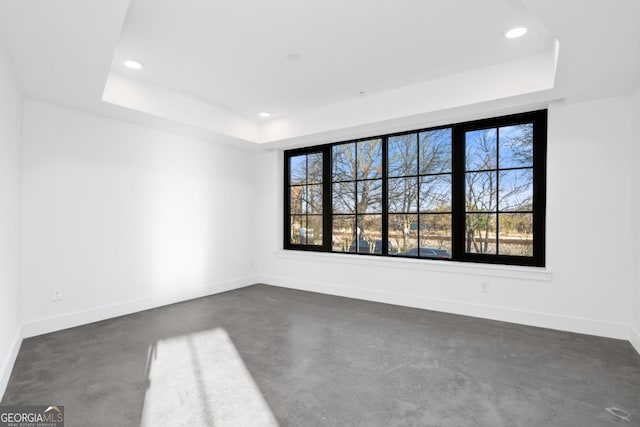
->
[284,110,547,267]
[284,147,332,252]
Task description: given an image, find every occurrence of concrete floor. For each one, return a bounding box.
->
[3,284,640,426]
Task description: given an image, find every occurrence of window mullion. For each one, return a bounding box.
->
[323,145,332,251]
[451,126,466,260]
[381,137,389,255]
[416,133,421,256]
[495,126,500,256]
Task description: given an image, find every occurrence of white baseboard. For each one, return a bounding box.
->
[22,276,257,338]
[0,325,23,401]
[630,326,640,356]
[258,275,631,341]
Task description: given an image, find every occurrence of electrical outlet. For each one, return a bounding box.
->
[51,290,63,302]
[480,281,490,293]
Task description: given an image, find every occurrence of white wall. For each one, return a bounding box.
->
[632,87,640,352]
[0,39,22,394]
[256,95,636,340]
[20,100,258,336]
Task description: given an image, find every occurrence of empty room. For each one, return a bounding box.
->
[1,0,640,426]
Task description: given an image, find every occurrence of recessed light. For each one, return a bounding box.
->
[505,27,527,39]
[124,60,144,70]
[258,112,271,118]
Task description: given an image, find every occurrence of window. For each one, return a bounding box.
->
[285,150,327,249]
[332,139,383,254]
[284,110,546,266]
[387,129,452,258]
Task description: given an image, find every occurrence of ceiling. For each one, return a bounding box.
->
[0,0,638,147]
[113,0,554,120]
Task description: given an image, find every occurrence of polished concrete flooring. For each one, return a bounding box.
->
[3,284,640,426]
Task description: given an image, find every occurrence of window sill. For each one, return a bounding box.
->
[275,249,552,281]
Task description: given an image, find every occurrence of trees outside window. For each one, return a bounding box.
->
[287,152,324,246]
[463,123,536,257]
[387,129,452,257]
[331,139,383,253]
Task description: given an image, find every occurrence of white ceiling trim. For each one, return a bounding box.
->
[102,73,261,142]
[258,49,557,146]
[102,48,557,146]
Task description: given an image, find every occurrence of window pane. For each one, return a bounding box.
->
[499,169,533,212]
[290,215,306,245]
[388,134,418,177]
[388,177,418,213]
[389,214,418,256]
[498,213,533,256]
[290,155,307,185]
[307,184,323,214]
[289,186,305,214]
[419,175,451,212]
[357,139,382,180]
[466,128,497,171]
[354,214,382,253]
[332,143,356,181]
[419,128,452,174]
[499,124,533,168]
[332,215,355,252]
[332,182,355,214]
[420,214,452,257]
[357,179,382,213]
[465,213,497,254]
[307,215,323,245]
[466,172,497,212]
[307,152,323,184]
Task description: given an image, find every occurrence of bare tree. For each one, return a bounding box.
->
[332,140,382,248]
[289,153,324,244]
[388,130,451,251]
[465,125,533,253]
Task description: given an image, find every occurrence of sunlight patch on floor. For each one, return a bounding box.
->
[140,328,279,427]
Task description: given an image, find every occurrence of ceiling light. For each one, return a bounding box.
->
[124,60,144,70]
[258,112,271,118]
[505,27,527,39]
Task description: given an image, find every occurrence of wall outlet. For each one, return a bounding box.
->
[480,281,490,293]
[51,290,63,302]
